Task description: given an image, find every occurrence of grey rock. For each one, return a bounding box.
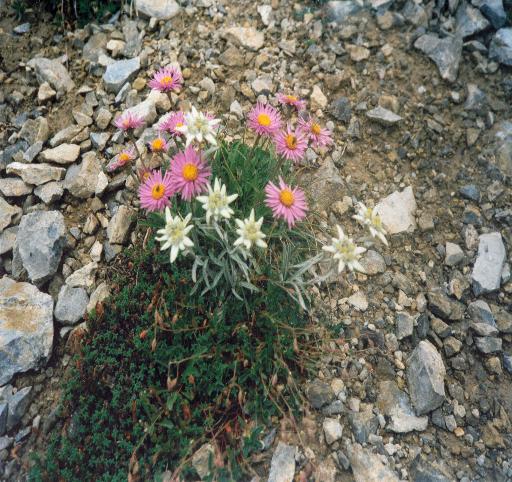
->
[489,28,512,66]
[0,178,31,197]
[103,57,141,94]
[27,57,75,94]
[476,0,507,29]
[324,1,363,23]
[22,141,44,163]
[361,250,386,275]
[268,442,295,482]
[366,106,402,125]
[34,182,64,204]
[468,300,498,336]
[410,454,455,482]
[331,97,352,123]
[471,232,506,295]
[66,262,98,293]
[475,336,502,354]
[54,285,89,325]
[50,125,83,147]
[87,282,110,313]
[64,152,103,199]
[414,34,463,83]
[445,242,464,266]
[346,443,399,482]
[402,0,427,25]
[377,381,428,433]
[301,157,344,212]
[1,141,29,170]
[491,303,512,334]
[191,443,214,480]
[374,186,416,234]
[396,313,414,340]
[0,277,54,386]
[0,227,17,255]
[0,197,22,233]
[406,340,446,415]
[90,132,110,151]
[15,211,66,285]
[348,407,379,443]
[13,22,30,34]
[504,354,512,374]
[322,400,346,416]
[82,32,108,63]
[40,144,80,165]
[428,290,464,321]
[223,27,264,51]
[135,0,181,19]
[456,3,490,38]
[306,380,335,409]
[459,184,480,202]
[107,206,136,245]
[19,117,49,145]
[444,336,462,357]
[6,162,65,186]
[464,84,487,112]
[323,418,343,444]
[3,386,32,432]
[0,404,7,436]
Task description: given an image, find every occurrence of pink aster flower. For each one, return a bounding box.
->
[247,103,282,136]
[276,93,306,111]
[169,146,211,201]
[138,169,174,212]
[158,111,186,137]
[114,111,144,131]
[274,125,308,163]
[148,137,169,153]
[298,118,333,148]
[107,147,136,172]
[148,65,183,92]
[265,177,308,228]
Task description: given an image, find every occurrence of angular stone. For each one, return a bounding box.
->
[348,407,379,444]
[0,277,54,386]
[27,57,75,93]
[396,312,414,340]
[0,227,18,255]
[428,290,464,321]
[34,181,64,204]
[124,90,169,126]
[38,82,56,103]
[361,250,386,275]
[40,144,80,165]
[330,97,352,123]
[475,336,502,354]
[103,57,141,94]
[346,443,399,482]
[4,386,32,432]
[456,4,490,38]
[65,262,98,293]
[348,291,368,312]
[490,303,512,334]
[87,282,110,313]
[324,1,363,23]
[219,46,245,67]
[135,0,181,19]
[54,285,89,325]
[346,44,370,62]
[107,206,136,245]
[0,404,6,436]
[476,0,507,29]
[323,418,343,444]
[19,117,49,145]
[374,186,416,234]
[6,162,65,185]
[223,27,264,51]
[64,152,103,199]
[22,141,44,163]
[268,442,295,482]
[0,178,32,197]
[50,126,83,147]
[15,211,66,285]
[191,443,214,480]
[445,242,464,266]
[406,340,446,415]
[414,34,463,83]
[82,32,108,63]
[0,197,22,233]
[410,454,455,482]
[377,381,428,433]
[471,232,506,295]
[306,380,335,409]
[366,106,402,125]
[489,28,512,66]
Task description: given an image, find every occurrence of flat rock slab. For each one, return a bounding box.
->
[135,0,181,19]
[0,277,54,386]
[374,186,417,234]
[14,211,67,285]
[27,57,75,93]
[103,57,141,94]
[366,106,402,125]
[0,178,32,197]
[223,27,265,51]
[414,34,463,82]
[6,162,66,186]
[471,232,506,295]
[40,144,80,165]
[268,442,296,482]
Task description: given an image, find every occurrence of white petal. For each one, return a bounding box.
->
[256,239,267,249]
[170,245,179,263]
[337,260,346,273]
[323,245,336,253]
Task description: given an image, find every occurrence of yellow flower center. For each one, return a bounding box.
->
[151,138,165,151]
[285,134,297,150]
[257,113,271,127]
[118,152,131,163]
[151,183,165,200]
[286,95,298,102]
[279,189,295,207]
[142,171,151,181]
[182,163,199,182]
[311,123,322,135]
[162,75,173,86]
[175,122,183,128]
[123,119,130,128]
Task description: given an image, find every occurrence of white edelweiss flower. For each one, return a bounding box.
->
[176,106,220,147]
[234,209,267,251]
[196,178,238,223]
[322,225,366,274]
[155,208,194,263]
[352,202,388,246]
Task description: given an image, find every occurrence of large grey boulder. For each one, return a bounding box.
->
[471,232,506,295]
[6,162,66,185]
[103,57,141,93]
[0,277,54,386]
[414,34,463,82]
[406,340,446,415]
[27,57,75,94]
[14,211,66,285]
[135,0,181,19]
[476,0,507,28]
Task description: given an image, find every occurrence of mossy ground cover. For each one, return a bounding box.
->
[30,143,329,481]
